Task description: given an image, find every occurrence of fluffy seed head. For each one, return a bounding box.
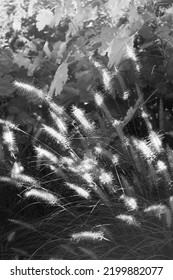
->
[132,138,155,162]
[120,195,138,211]
[35,146,59,164]
[102,68,112,91]
[13,81,46,103]
[66,183,91,199]
[148,131,163,154]
[43,125,70,149]
[116,214,139,227]
[49,102,64,115]
[71,231,105,242]
[123,90,130,100]
[72,106,94,132]
[144,204,166,217]
[25,189,59,205]
[94,93,104,106]
[156,160,167,172]
[2,126,17,153]
[49,111,68,134]
[99,169,113,185]
[82,173,94,184]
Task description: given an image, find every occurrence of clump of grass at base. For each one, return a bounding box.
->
[1,50,173,259]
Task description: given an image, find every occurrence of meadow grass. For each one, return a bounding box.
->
[1,57,173,259]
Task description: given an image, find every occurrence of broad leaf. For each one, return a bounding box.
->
[36,9,54,31]
[49,62,68,96]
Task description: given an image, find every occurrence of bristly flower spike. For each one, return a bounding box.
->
[2,125,18,155]
[13,81,47,104]
[72,106,95,132]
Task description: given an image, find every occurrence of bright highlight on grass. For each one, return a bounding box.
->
[71,231,106,242]
[13,81,46,103]
[24,189,59,205]
[72,106,95,132]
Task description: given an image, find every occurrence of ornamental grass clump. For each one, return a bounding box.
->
[1,53,173,260]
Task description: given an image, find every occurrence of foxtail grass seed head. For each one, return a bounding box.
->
[94,145,103,154]
[120,194,138,211]
[156,160,171,183]
[72,106,95,132]
[0,119,19,130]
[2,126,17,153]
[66,183,91,199]
[49,102,64,116]
[79,156,98,173]
[99,169,113,185]
[82,173,94,185]
[141,110,149,119]
[92,60,112,92]
[11,173,40,188]
[49,111,68,134]
[116,214,140,227]
[156,160,167,172]
[61,156,75,169]
[148,131,163,154]
[0,176,17,185]
[11,162,24,175]
[49,165,67,180]
[94,93,104,107]
[112,154,119,165]
[144,204,172,228]
[24,189,59,205]
[35,146,59,164]
[123,90,130,100]
[134,63,141,73]
[43,124,70,149]
[132,138,155,162]
[71,231,105,242]
[13,81,46,103]
[112,119,122,128]
[144,204,166,218]
[102,68,112,92]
